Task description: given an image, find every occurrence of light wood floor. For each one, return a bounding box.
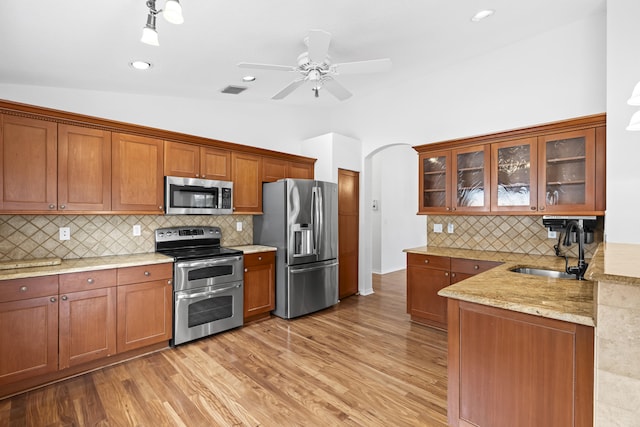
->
[0,270,448,426]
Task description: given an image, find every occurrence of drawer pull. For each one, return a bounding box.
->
[424,259,429,264]
[258,256,262,261]
[144,271,151,276]
[474,265,480,270]
[87,278,95,284]
[19,286,28,292]
[50,297,57,303]
[451,273,456,277]
[444,272,449,276]
[244,268,248,273]
[61,295,68,301]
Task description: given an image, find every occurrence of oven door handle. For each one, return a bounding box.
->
[176,256,242,269]
[176,284,242,300]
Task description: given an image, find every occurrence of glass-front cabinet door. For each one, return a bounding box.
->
[452,145,490,212]
[537,129,595,213]
[418,150,451,213]
[491,137,538,212]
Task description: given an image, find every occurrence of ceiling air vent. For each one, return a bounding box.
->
[221,85,248,95]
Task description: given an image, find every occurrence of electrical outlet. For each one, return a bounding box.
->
[548,230,557,239]
[236,221,243,232]
[133,224,141,236]
[59,227,71,241]
[433,223,443,233]
[447,223,455,234]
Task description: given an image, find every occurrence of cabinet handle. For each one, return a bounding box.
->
[19,286,28,292]
[530,206,536,210]
[195,174,200,178]
[61,295,68,301]
[424,259,429,264]
[144,271,150,276]
[244,268,248,272]
[167,280,172,285]
[50,297,57,303]
[446,207,451,211]
[201,175,206,178]
[49,204,55,209]
[158,206,163,210]
[87,278,95,284]
[540,206,545,211]
[451,272,456,277]
[60,204,66,209]
[258,256,262,261]
[474,265,479,270]
[444,272,449,276]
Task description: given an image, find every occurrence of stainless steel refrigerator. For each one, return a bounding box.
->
[254,179,339,319]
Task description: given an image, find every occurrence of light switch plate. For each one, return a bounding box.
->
[236,221,243,232]
[133,224,141,236]
[447,223,454,234]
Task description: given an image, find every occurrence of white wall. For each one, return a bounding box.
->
[605,0,640,243]
[0,84,329,156]
[331,11,606,155]
[370,144,426,274]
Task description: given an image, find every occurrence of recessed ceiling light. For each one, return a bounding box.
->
[471,9,495,22]
[242,75,256,82]
[130,61,152,70]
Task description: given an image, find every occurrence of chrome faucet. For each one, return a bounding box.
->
[563,219,588,280]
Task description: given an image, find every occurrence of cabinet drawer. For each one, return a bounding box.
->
[244,251,275,267]
[451,258,502,275]
[407,253,450,270]
[0,276,59,303]
[59,269,117,293]
[117,263,172,286]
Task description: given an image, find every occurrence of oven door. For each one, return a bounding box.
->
[173,281,243,346]
[174,256,243,292]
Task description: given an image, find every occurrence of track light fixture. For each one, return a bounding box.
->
[141,0,184,46]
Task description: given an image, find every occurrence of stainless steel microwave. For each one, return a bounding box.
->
[165,176,233,215]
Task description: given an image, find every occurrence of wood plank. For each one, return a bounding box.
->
[0,271,448,426]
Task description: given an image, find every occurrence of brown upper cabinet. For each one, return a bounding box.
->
[262,157,314,182]
[415,114,606,216]
[231,151,263,214]
[164,141,231,181]
[0,115,111,213]
[112,133,164,213]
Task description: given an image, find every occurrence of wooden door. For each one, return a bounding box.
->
[0,296,59,385]
[490,137,538,213]
[58,124,111,212]
[117,280,172,352]
[231,152,262,213]
[338,169,359,299]
[200,147,231,180]
[537,129,596,213]
[112,133,164,213]
[0,114,57,211]
[58,287,116,369]
[243,252,275,322]
[262,157,288,183]
[406,253,450,330]
[164,141,200,178]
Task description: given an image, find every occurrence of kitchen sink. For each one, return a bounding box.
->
[509,267,576,280]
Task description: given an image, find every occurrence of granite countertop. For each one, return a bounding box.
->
[585,242,640,286]
[0,253,173,281]
[404,246,594,327]
[228,245,277,254]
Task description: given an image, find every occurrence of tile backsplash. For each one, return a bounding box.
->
[427,215,603,259]
[0,215,253,261]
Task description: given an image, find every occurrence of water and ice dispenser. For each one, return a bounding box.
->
[293,224,314,256]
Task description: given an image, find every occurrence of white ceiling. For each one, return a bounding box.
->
[0,0,605,108]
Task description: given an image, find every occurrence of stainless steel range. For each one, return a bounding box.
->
[155,226,244,346]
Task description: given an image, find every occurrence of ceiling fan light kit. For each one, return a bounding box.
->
[238,29,392,101]
[141,0,183,46]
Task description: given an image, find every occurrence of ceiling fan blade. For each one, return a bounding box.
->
[272,79,306,100]
[322,77,352,101]
[238,62,297,72]
[331,58,392,75]
[307,30,332,64]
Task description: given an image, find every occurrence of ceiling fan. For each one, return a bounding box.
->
[238,30,392,101]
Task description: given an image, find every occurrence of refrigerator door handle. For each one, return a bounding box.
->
[289,261,339,274]
[312,186,320,255]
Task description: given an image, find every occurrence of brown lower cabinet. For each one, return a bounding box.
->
[406,253,501,330]
[447,299,594,427]
[0,262,173,398]
[243,251,275,323]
